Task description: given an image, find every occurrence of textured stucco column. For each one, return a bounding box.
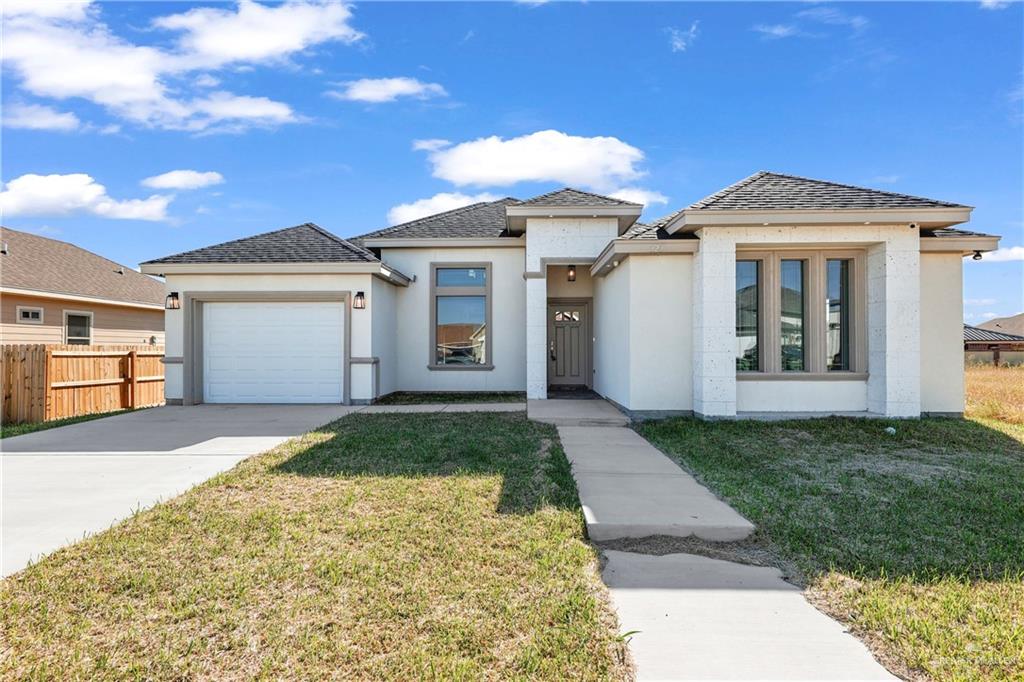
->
[525,276,548,399]
[691,229,737,418]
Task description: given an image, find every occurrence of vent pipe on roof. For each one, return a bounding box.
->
[1,241,8,255]
[117,266,125,274]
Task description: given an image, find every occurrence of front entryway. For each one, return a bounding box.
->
[547,300,591,388]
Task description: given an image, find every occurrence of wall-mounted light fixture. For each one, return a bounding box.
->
[567,265,577,282]
[165,292,180,310]
[353,291,366,309]
[972,250,983,261]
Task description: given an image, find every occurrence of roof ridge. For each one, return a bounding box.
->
[522,186,641,206]
[354,196,520,241]
[302,222,380,262]
[141,222,327,264]
[756,171,969,209]
[687,171,770,209]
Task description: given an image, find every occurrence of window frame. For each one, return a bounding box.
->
[63,309,93,345]
[735,249,866,379]
[16,306,44,325]
[428,262,493,371]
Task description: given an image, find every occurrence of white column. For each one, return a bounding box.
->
[692,230,737,418]
[525,276,548,399]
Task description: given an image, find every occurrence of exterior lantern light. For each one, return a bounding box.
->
[567,265,577,282]
[972,250,983,261]
[165,292,181,310]
[353,291,366,309]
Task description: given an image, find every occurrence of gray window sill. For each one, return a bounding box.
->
[427,364,495,371]
[736,372,868,381]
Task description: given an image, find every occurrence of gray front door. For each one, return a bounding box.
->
[547,302,590,387]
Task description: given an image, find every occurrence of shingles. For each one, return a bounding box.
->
[1,226,165,306]
[689,171,968,211]
[142,223,378,265]
[352,198,521,243]
[964,324,1024,342]
[517,187,640,207]
[921,227,997,239]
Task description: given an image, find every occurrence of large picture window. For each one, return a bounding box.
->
[430,264,492,369]
[735,252,863,376]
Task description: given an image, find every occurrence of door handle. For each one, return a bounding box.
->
[549,340,556,361]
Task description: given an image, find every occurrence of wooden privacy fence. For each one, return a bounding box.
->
[1,344,165,424]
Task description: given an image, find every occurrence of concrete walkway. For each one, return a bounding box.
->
[528,399,630,427]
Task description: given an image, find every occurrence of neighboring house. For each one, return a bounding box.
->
[141,171,1000,418]
[964,324,1024,366]
[1,227,165,346]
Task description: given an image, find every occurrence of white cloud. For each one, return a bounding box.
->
[981,246,1024,262]
[0,173,171,221]
[2,102,80,131]
[797,7,869,33]
[412,138,451,152]
[420,129,646,190]
[141,170,224,190]
[609,187,669,206]
[666,22,700,52]
[387,191,500,225]
[753,24,801,39]
[327,77,447,103]
[2,0,93,21]
[868,174,902,184]
[194,74,220,88]
[980,0,1010,9]
[965,298,998,306]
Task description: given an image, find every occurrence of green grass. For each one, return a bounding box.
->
[1,409,141,439]
[373,391,526,404]
[638,416,1024,681]
[0,412,627,680]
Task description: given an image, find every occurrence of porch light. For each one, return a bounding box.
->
[165,292,180,310]
[353,291,366,309]
[567,265,577,282]
[972,250,983,261]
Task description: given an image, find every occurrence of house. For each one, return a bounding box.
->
[1,227,165,346]
[964,324,1024,366]
[140,171,1000,418]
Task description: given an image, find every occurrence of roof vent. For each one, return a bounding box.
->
[116,266,125,275]
[1,241,8,255]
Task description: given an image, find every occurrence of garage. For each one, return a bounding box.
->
[203,301,345,403]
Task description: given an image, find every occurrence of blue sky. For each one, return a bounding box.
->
[2,1,1022,322]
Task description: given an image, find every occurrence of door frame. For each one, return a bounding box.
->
[546,297,593,389]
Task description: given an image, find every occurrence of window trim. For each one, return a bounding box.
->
[428,262,493,371]
[16,306,44,325]
[63,309,93,345]
[735,249,866,378]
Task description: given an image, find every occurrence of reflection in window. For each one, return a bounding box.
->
[436,267,486,287]
[827,259,851,371]
[780,260,806,371]
[736,261,760,371]
[436,296,486,365]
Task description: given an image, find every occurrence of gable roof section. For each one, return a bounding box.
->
[354,197,520,243]
[964,324,1024,343]
[143,223,377,265]
[689,171,968,211]
[1,226,164,307]
[518,187,640,207]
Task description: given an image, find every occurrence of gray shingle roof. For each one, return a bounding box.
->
[1,226,165,306]
[689,171,968,211]
[964,324,1024,342]
[518,187,640,207]
[921,227,998,239]
[353,197,520,243]
[143,223,377,265]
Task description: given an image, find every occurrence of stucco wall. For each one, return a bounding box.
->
[593,259,630,407]
[370,276,397,397]
[546,264,594,299]
[736,380,868,412]
[380,247,526,392]
[920,253,965,414]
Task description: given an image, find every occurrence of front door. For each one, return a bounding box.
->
[547,302,590,387]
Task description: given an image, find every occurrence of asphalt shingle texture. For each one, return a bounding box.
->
[517,187,640,207]
[353,198,520,243]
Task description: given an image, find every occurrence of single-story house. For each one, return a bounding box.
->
[1,227,165,346]
[964,324,1024,366]
[140,171,1000,418]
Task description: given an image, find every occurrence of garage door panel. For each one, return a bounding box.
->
[203,302,345,404]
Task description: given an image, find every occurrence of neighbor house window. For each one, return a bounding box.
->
[430,264,491,369]
[17,306,43,324]
[736,252,863,375]
[64,311,92,345]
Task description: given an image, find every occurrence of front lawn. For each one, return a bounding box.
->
[638,416,1024,681]
[0,412,627,680]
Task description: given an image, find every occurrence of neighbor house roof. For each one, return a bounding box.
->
[143,223,378,265]
[964,324,1024,343]
[517,187,639,207]
[688,171,969,211]
[354,197,520,243]
[1,226,164,307]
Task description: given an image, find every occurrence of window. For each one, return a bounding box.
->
[430,264,491,369]
[16,306,43,324]
[736,252,862,375]
[64,311,92,345]
[554,310,580,322]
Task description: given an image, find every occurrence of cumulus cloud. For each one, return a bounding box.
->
[981,246,1024,262]
[419,129,646,191]
[979,0,1010,9]
[0,173,171,221]
[387,191,501,225]
[326,77,447,103]
[752,24,801,39]
[666,22,699,52]
[141,170,225,190]
[412,138,451,152]
[2,102,81,131]
[609,187,669,206]
[2,0,93,21]
[2,0,361,133]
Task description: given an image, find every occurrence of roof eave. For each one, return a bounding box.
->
[0,286,164,310]
[663,206,974,234]
[920,234,1000,255]
[362,237,525,249]
[505,205,643,235]
[139,261,410,285]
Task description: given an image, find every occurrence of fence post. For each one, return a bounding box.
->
[128,350,138,409]
[43,348,52,422]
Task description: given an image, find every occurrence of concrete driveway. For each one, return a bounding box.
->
[1,404,359,577]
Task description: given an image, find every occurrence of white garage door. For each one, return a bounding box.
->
[203,302,344,404]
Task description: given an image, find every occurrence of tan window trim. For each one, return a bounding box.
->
[63,309,93,344]
[429,262,494,371]
[16,305,44,325]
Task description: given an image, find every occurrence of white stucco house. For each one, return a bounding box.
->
[141,171,1000,419]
